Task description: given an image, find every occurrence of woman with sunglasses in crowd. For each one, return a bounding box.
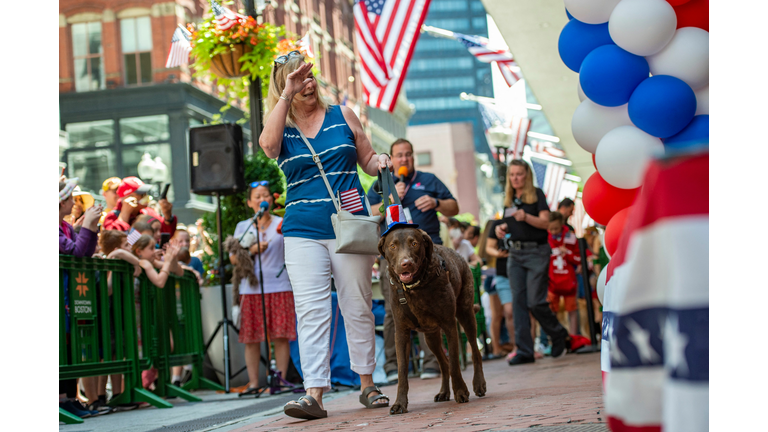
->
[494,160,570,366]
[232,180,295,396]
[259,51,393,419]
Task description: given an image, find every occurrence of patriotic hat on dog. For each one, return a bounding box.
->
[381,204,418,237]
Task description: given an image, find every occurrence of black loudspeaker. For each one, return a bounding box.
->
[189,124,246,196]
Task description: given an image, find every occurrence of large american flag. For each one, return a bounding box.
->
[355,0,432,112]
[602,151,708,432]
[210,0,245,31]
[423,26,522,87]
[531,160,567,210]
[165,25,192,68]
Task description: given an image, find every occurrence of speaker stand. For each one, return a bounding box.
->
[202,192,237,392]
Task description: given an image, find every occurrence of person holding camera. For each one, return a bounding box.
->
[103,176,177,237]
[494,160,569,365]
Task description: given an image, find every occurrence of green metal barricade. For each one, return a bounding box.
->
[59,256,168,424]
[136,272,224,401]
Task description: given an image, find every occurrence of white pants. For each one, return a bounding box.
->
[284,237,377,391]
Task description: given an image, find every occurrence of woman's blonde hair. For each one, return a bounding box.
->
[264,55,330,128]
[504,159,538,207]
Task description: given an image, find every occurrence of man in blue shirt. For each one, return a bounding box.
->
[367,138,459,382]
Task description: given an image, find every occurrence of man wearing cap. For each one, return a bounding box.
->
[366,138,459,383]
[103,176,177,236]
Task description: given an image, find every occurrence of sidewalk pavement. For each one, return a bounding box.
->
[225,352,606,431]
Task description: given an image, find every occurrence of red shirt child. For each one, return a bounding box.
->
[546,214,581,331]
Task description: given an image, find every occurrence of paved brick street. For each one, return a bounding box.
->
[226,352,605,432]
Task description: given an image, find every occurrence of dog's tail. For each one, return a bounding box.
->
[473,304,481,313]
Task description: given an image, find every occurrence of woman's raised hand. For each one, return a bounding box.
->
[283,62,314,98]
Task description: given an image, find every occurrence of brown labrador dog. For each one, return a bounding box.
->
[379,227,486,414]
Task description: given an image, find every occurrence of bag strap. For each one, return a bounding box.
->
[296,127,341,213]
[379,169,402,209]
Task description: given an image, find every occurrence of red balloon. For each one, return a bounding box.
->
[582,172,639,226]
[667,0,691,6]
[604,207,631,256]
[674,0,708,31]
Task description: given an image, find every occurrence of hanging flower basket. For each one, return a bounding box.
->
[210,44,253,79]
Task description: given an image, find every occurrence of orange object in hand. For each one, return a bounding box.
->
[397,166,408,178]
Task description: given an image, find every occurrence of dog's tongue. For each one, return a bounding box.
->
[399,272,413,282]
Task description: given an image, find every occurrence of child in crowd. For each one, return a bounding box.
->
[449,218,482,266]
[135,214,163,245]
[132,234,179,288]
[547,212,580,334]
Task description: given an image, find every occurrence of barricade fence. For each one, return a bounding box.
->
[59,256,223,424]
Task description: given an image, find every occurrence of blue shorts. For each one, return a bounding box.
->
[484,275,497,295]
[495,275,512,305]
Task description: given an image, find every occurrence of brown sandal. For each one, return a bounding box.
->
[284,395,327,420]
[359,386,390,409]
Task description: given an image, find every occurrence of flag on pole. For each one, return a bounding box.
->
[354,0,432,112]
[298,32,315,59]
[509,116,531,159]
[210,0,246,31]
[602,151,709,432]
[531,160,567,210]
[423,26,522,87]
[165,25,192,68]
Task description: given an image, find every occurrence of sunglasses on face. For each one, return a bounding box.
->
[250,180,269,188]
[274,50,303,66]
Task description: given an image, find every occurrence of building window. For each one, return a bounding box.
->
[411,96,475,111]
[67,149,116,194]
[472,17,487,30]
[416,152,432,166]
[120,115,170,144]
[66,119,115,148]
[423,18,470,31]
[470,0,486,12]
[405,76,475,92]
[121,16,153,85]
[410,57,474,71]
[72,22,105,92]
[430,1,468,11]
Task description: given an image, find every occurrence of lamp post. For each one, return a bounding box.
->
[486,123,513,191]
[245,0,267,152]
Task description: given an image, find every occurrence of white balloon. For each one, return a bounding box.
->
[595,125,665,189]
[695,86,709,115]
[577,79,587,102]
[647,27,709,91]
[565,0,621,24]
[571,99,633,154]
[608,0,677,56]
[596,266,607,305]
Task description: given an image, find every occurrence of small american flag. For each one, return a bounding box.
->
[477,102,530,159]
[165,26,192,68]
[210,0,245,31]
[298,32,315,59]
[339,188,364,213]
[423,26,522,87]
[127,229,142,246]
[355,0,432,112]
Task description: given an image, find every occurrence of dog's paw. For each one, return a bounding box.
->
[390,400,408,415]
[434,390,450,402]
[473,379,487,397]
[454,388,470,404]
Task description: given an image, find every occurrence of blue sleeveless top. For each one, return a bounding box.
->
[277,105,368,240]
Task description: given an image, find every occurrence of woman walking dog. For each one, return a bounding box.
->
[260,51,392,419]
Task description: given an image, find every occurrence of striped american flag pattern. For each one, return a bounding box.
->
[531,160,567,210]
[424,27,522,87]
[354,0,432,112]
[165,26,192,68]
[572,197,591,238]
[210,0,245,31]
[339,188,364,213]
[127,229,142,246]
[298,32,315,59]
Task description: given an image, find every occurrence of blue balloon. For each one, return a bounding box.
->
[558,20,614,72]
[664,115,709,150]
[579,45,649,107]
[628,76,697,139]
[567,9,574,20]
